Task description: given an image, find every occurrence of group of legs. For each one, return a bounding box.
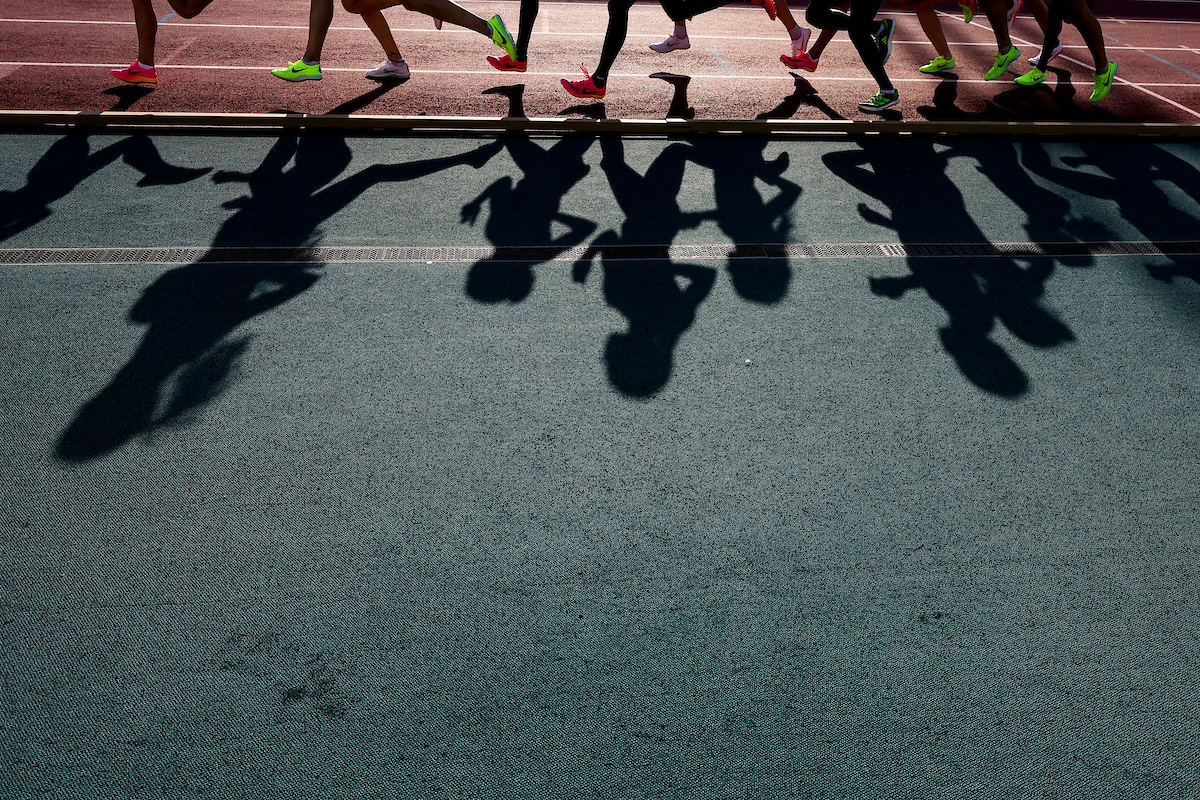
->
[112,0,1118,109]
[631,0,1117,108]
[111,0,518,86]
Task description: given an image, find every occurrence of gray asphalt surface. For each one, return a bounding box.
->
[2,131,1199,799]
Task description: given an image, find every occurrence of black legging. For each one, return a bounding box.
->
[593,0,736,83]
[806,0,893,90]
[515,0,539,61]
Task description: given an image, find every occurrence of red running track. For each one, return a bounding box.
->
[0,0,1197,121]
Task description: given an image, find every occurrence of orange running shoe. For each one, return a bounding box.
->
[111,61,158,85]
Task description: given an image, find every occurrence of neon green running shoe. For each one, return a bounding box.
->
[984,46,1020,80]
[1090,61,1117,102]
[919,55,956,74]
[1014,66,1046,86]
[488,15,517,63]
[858,89,899,113]
[271,59,322,82]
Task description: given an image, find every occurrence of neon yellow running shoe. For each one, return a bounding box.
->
[919,55,956,74]
[958,0,977,23]
[984,46,1020,80]
[488,15,517,63]
[272,59,322,82]
[1014,66,1046,86]
[1090,61,1117,102]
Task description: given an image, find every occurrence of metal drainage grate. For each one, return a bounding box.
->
[0,241,1197,266]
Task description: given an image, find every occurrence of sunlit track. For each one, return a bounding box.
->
[3,61,1199,88]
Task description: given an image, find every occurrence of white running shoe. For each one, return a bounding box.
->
[365,59,410,81]
[790,27,811,58]
[1029,40,1063,66]
[650,34,690,53]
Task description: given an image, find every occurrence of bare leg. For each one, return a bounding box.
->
[343,0,488,35]
[304,0,335,62]
[362,10,404,59]
[981,0,1013,51]
[1066,0,1108,70]
[915,4,951,60]
[131,0,158,64]
[808,26,837,59]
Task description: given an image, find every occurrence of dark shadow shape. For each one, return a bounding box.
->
[461,135,596,303]
[757,73,845,121]
[326,83,401,115]
[825,140,1078,397]
[0,135,211,244]
[57,135,503,461]
[103,85,155,111]
[1021,140,1200,284]
[650,73,696,120]
[483,84,528,119]
[561,102,607,120]
[669,141,801,303]
[575,138,714,397]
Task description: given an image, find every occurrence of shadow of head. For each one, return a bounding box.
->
[728,259,790,304]
[606,333,672,398]
[465,261,534,303]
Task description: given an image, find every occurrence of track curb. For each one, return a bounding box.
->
[2,110,1199,138]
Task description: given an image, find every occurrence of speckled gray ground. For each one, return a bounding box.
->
[2,132,1198,799]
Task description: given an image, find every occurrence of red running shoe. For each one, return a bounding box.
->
[487,53,528,72]
[561,65,605,98]
[751,0,777,20]
[781,51,819,71]
[110,61,158,85]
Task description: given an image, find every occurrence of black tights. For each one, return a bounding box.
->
[593,0,734,83]
[515,0,539,61]
[806,0,893,91]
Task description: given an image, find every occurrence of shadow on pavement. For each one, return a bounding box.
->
[461,134,597,303]
[57,134,502,462]
[0,134,211,244]
[824,139,1077,397]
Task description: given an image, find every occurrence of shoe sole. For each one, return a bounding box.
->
[272,73,322,81]
[366,73,409,81]
[919,63,955,73]
[649,43,690,52]
[859,101,899,113]
[113,75,157,85]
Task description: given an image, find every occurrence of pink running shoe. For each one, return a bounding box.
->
[751,0,777,20]
[562,65,606,99]
[110,61,158,85]
[487,53,528,71]
[781,51,819,71]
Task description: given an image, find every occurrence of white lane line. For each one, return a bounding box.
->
[2,61,1199,88]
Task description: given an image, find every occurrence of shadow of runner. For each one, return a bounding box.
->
[0,135,211,244]
[57,134,502,462]
[573,137,714,398]
[824,140,1075,397]
[460,134,596,303]
[1021,140,1200,284]
[670,139,800,304]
